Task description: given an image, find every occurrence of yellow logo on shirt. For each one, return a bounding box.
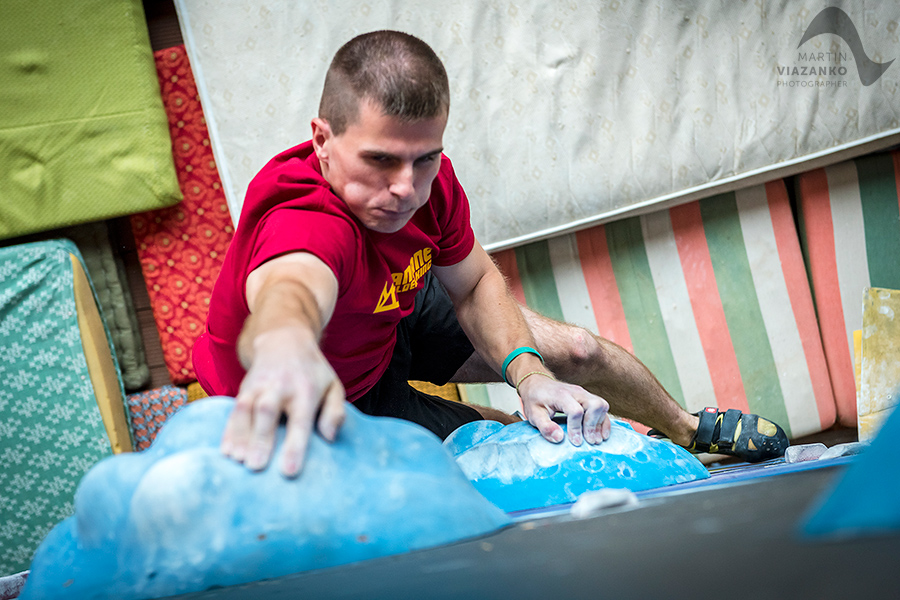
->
[373,248,434,313]
[373,281,400,313]
[391,248,433,293]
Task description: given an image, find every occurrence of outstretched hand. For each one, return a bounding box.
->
[220,326,346,477]
[517,372,611,446]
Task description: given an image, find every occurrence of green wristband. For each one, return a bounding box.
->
[501,346,544,386]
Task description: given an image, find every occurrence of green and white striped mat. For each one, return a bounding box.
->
[796,150,900,428]
[466,180,836,440]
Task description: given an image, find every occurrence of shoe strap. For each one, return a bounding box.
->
[693,407,720,450]
[717,409,743,446]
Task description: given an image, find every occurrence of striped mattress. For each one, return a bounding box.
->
[468,180,836,440]
[796,150,900,427]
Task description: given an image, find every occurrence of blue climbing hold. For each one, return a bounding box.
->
[443,418,505,457]
[445,419,710,513]
[20,398,510,600]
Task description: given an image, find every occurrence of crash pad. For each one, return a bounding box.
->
[444,418,710,513]
[19,398,510,600]
[0,240,123,575]
[0,0,181,240]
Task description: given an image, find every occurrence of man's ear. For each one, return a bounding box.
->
[311,118,332,160]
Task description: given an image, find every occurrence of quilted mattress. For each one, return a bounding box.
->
[174,0,899,248]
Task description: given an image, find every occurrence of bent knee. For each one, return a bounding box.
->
[568,328,604,366]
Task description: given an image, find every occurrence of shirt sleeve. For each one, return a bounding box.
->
[248,207,358,287]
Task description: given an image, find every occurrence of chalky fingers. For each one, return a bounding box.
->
[317,379,346,442]
[280,391,319,478]
[528,407,565,444]
[561,399,585,447]
[245,386,284,471]
[581,393,611,445]
[221,388,258,463]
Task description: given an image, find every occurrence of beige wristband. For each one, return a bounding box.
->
[515,370,555,394]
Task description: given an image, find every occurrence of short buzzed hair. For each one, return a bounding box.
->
[319,30,450,135]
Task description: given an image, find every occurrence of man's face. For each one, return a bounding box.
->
[312,100,447,233]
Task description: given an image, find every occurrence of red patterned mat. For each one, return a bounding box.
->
[131,45,233,384]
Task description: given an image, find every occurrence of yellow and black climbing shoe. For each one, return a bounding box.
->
[685,407,789,463]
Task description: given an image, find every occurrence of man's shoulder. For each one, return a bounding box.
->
[430,153,460,195]
[241,141,348,221]
[437,152,456,178]
[428,153,467,212]
[251,141,324,190]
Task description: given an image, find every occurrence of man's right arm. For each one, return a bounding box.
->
[220,251,345,477]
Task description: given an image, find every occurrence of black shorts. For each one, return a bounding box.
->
[352,273,483,439]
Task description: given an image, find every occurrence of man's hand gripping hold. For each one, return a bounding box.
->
[221,252,345,477]
[507,352,612,447]
[436,242,612,447]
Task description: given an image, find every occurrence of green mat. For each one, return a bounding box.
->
[0,0,181,240]
[1,222,152,392]
[0,240,116,575]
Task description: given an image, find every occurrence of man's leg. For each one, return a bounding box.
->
[451,295,788,461]
[465,400,521,424]
[452,304,699,446]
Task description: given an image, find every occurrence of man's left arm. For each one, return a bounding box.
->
[433,242,611,446]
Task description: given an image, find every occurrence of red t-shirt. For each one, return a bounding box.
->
[192,141,476,400]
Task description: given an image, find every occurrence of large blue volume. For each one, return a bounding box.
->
[20,398,511,599]
[803,403,900,537]
[444,419,710,513]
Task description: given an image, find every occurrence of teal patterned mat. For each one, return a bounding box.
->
[0,240,113,575]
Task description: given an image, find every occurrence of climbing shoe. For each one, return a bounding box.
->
[650,407,789,463]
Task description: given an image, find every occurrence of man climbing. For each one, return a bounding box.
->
[192,30,788,477]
